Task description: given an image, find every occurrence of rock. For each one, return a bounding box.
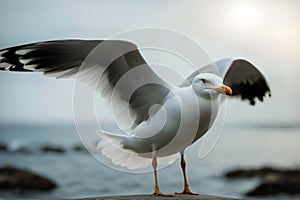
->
[0,143,8,151]
[82,194,235,200]
[72,145,87,152]
[14,147,32,154]
[225,167,300,196]
[225,167,285,178]
[41,146,65,153]
[0,144,32,154]
[0,165,56,191]
[246,173,300,196]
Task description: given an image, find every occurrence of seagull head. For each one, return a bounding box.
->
[192,73,232,97]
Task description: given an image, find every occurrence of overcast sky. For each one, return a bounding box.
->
[0,0,299,125]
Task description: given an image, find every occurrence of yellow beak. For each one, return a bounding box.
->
[213,85,233,96]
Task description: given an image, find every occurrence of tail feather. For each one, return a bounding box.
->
[96,130,179,170]
[97,130,151,169]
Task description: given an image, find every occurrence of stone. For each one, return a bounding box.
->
[0,165,56,191]
[72,144,87,152]
[0,143,8,151]
[225,167,300,196]
[40,146,65,153]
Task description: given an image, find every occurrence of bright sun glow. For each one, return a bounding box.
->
[227,2,260,29]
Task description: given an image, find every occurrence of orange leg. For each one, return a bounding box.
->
[152,155,174,197]
[175,153,198,195]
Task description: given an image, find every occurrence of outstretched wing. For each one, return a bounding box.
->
[0,40,170,128]
[183,58,271,105]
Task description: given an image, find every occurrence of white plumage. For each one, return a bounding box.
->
[97,72,225,168]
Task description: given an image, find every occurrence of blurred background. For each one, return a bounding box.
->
[0,0,299,199]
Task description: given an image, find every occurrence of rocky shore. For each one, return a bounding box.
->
[2,141,299,198]
[225,167,300,196]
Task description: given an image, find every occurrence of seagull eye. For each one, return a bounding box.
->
[200,79,207,84]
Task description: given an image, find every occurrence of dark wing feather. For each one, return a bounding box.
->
[0,40,170,127]
[183,58,271,105]
[0,44,32,71]
[223,59,271,105]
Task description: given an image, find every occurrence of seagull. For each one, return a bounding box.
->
[0,39,271,196]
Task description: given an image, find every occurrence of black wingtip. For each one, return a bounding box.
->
[223,59,272,106]
[0,46,32,72]
[231,78,271,106]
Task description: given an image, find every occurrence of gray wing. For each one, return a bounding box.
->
[0,39,170,127]
[183,58,271,105]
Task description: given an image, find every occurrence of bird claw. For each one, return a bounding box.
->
[175,188,198,195]
[153,190,175,197]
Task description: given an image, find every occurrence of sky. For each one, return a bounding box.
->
[0,0,299,125]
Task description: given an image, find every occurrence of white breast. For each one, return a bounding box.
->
[123,86,220,158]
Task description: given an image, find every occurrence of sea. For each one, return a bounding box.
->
[0,122,299,200]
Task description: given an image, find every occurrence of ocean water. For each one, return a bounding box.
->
[0,123,299,199]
